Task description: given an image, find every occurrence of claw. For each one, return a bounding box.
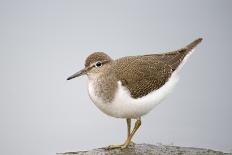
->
[105,144,123,150]
[120,144,128,149]
[105,142,133,150]
[130,141,135,145]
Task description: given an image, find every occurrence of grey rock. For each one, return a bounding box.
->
[57,143,232,155]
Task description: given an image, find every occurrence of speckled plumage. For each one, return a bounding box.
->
[113,55,172,99]
[86,38,202,102]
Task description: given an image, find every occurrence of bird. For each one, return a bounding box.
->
[67,38,203,149]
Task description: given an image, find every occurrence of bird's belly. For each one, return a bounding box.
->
[88,75,179,119]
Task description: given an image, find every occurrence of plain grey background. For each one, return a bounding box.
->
[0,0,231,155]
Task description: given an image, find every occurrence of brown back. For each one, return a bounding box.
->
[113,38,202,98]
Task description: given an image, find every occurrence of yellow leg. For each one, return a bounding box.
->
[126,118,135,145]
[106,118,141,150]
[126,118,131,138]
[121,118,141,149]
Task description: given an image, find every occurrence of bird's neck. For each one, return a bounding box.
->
[88,71,118,103]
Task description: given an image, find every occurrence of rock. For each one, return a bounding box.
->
[57,143,231,155]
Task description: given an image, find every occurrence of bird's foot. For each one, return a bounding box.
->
[105,144,124,150]
[105,140,135,150]
[130,140,135,145]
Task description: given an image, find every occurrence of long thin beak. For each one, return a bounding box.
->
[67,68,86,80]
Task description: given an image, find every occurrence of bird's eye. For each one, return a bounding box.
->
[95,61,102,67]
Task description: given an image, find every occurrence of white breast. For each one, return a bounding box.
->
[88,74,179,119]
[88,51,192,119]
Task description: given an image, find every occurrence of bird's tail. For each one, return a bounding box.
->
[165,37,203,72]
[185,38,203,51]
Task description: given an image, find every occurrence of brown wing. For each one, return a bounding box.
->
[113,55,173,98]
[113,38,203,98]
[145,48,189,71]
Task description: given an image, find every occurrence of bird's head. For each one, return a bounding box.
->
[67,52,113,80]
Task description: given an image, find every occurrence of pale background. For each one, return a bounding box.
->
[0,0,231,155]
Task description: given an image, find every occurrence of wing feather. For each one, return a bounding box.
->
[113,56,173,98]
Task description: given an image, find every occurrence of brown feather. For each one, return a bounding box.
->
[113,38,202,98]
[113,56,172,98]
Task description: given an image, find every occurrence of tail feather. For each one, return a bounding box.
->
[185,38,203,51]
[165,37,203,71]
[144,38,203,71]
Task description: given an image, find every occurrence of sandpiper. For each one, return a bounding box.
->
[67,38,203,149]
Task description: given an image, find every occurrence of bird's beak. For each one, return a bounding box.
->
[67,68,87,80]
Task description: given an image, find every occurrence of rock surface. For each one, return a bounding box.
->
[57,143,231,155]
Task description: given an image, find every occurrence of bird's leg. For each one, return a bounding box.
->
[120,117,141,149]
[126,118,131,139]
[106,118,141,150]
[126,118,135,145]
[106,118,132,150]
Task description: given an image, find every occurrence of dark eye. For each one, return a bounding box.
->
[95,61,102,67]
